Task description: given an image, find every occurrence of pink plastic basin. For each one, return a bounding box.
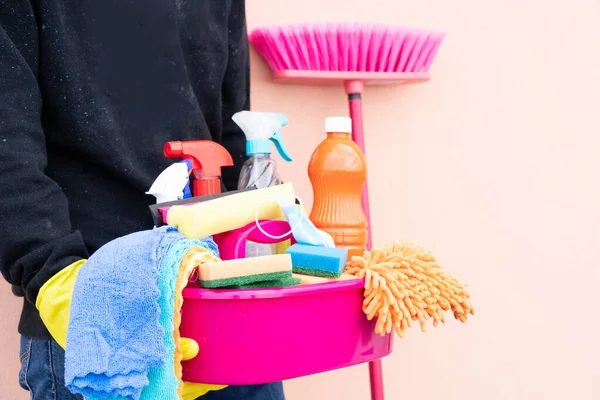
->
[180,278,394,385]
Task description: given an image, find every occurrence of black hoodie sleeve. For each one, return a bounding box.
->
[0,1,89,305]
[219,0,250,192]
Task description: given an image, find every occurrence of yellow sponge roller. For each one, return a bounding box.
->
[167,183,295,239]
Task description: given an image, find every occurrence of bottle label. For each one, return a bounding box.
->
[245,241,276,257]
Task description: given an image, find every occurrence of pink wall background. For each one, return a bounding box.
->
[2,0,600,399]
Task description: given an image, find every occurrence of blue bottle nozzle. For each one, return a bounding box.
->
[232,111,293,161]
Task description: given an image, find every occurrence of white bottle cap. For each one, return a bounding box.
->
[325,116,352,133]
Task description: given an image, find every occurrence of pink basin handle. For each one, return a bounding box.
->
[215,220,296,260]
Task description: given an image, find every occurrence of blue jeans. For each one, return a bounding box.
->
[19,336,285,400]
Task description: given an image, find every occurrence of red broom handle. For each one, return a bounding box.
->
[369,360,385,400]
[347,92,373,251]
[346,80,384,400]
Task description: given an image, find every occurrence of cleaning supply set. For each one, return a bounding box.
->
[166,114,473,392]
[59,20,476,400]
[140,114,389,388]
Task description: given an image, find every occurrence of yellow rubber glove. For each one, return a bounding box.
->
[37,260,226,399]
[36,259,86,348]
[180,338,227,399]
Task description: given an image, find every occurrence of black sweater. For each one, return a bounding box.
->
[0,0,249,339]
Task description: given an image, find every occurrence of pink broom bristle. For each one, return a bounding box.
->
[249,23,445,73]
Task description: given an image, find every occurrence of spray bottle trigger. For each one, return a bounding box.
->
[270,130,293,162]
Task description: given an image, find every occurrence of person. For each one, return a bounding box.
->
[0,0,285,399]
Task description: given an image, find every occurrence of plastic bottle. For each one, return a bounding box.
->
[146,160,192,204]
[308,116,368,259]
[233,111,293,257]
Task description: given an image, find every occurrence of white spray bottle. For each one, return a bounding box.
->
[146,160,191,204]
[232,111,292,257]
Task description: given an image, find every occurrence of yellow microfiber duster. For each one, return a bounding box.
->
[345,242,474,338]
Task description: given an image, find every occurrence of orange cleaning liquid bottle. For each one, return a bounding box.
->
[308,117,368,259]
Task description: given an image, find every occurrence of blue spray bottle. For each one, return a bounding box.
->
[232,111,292,257]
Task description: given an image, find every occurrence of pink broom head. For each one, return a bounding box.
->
[249,22,446,74]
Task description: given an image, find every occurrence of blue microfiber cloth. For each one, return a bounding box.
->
[65,225,218,400]
[138,238,211,400]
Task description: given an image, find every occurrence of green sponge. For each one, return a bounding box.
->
[230,276,302,289]
[292,266,340,278]
[198,271,291,289]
